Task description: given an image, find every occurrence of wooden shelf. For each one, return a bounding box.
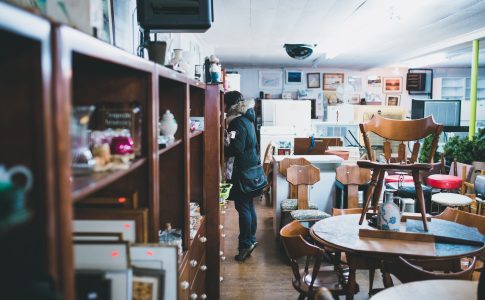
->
[190,130,204,139]
[158,139,183,156]
[72,158,147,202]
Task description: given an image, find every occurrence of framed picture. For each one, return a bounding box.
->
[132,268,165,300]
[286,70,303,84]
[386,94,401,106]
[73,232,123,242]
[76,271,112,300]
[77,191,139,208]
[350,94,360,104]
[100,0,114,44]
[367,75,381,87]
[323,73,344,90]
[74,219,137,243]
[131,244,178,300]
[383,77,403,93]
[75,208,148,243]
[282,91,292,99]
[259,70,282,89]
[348,76,362,92]
[307,73,320,88]
[74,241,130,270]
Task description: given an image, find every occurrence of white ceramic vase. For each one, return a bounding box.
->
[159,110,178,141]
[378,191,402,231]
[169,49,190,74]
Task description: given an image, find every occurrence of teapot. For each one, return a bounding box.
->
[378,190,403,231]
[0,164,33,232]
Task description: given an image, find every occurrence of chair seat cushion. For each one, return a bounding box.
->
[427,174,462,189]
[431,192,473,206]
[281,199,318,211]
[290,210,330,221]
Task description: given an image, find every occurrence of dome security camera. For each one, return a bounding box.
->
[284,44,316,60]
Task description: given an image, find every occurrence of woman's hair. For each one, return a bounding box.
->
[224,91,244,108]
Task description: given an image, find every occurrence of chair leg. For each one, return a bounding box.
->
[298,293,306,300]
[368,268,375,297]
[359,169,381,225]
[372,170,386,213]
[412,170,429,232]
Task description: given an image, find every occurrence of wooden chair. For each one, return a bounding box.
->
[280,221,347,299]
[279,158,314,210]
[381,256,476,287]
[262,142,276,206]
[294,137,342,155]
[286,165,330,223]
[357,115,443,231]
[335,165,371,208]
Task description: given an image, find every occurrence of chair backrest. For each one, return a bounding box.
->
[383,256,476,284]
[332,208,363,216]
[434,207,485,234]
[286,165,320,209]
[279,157,311,199]
[280,221,324,292]
[335,165,370,208]
[360,115,443,163]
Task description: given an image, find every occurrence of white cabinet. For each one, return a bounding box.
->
[433,77,466,100]
[460,100,485,125]
[434,77,485,100]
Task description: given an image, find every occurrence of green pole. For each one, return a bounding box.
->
[469,39,479,140]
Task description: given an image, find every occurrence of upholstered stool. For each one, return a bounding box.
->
[385,182,432,213]
[427,174,462,190]
[431,192,473,213]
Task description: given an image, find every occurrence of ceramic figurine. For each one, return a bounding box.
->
[379,190,402,231]
[159,110,178,141]
[71,106,96,175]
[209,54,222,83]
[169,49,189,74]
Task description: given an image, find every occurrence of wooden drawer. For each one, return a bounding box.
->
[179,259,190,300]
[189,220,206,282]
[190,255,207,299]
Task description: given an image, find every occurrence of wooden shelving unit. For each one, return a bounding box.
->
[0,3,222,299]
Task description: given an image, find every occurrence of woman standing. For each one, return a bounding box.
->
[224,91,265,262]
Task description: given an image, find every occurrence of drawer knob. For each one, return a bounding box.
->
[220,276,224,282]
[190,260,198,268]
[221,210,226,214]
[200,265,207,271]
[219,251,224,256]
[190,293,198,299]
[219,225,224,230]
[221,233,226,238]
[221,256,226,261]
[199,236,207,243]
[180,281,189,290]
[200,294,207,299]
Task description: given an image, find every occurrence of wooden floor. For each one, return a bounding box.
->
[220,198,383,300]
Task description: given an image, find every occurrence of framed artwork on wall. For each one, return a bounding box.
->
[383,77,403,93]
[286,70,303,84]
[307,73,320,88]
[323,73,344,90]
[385,94,401,106]
[367,75,381,87]
[348,76,362,92]
[259,70,283,89]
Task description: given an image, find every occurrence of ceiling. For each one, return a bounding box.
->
[198,0,485,69]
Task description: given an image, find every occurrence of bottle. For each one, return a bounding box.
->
[379,190,402,231]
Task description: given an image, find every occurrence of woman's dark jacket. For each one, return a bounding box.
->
[225,108,260,197]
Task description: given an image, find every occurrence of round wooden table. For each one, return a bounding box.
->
[310,214,485,299]
[370,279,478,300]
